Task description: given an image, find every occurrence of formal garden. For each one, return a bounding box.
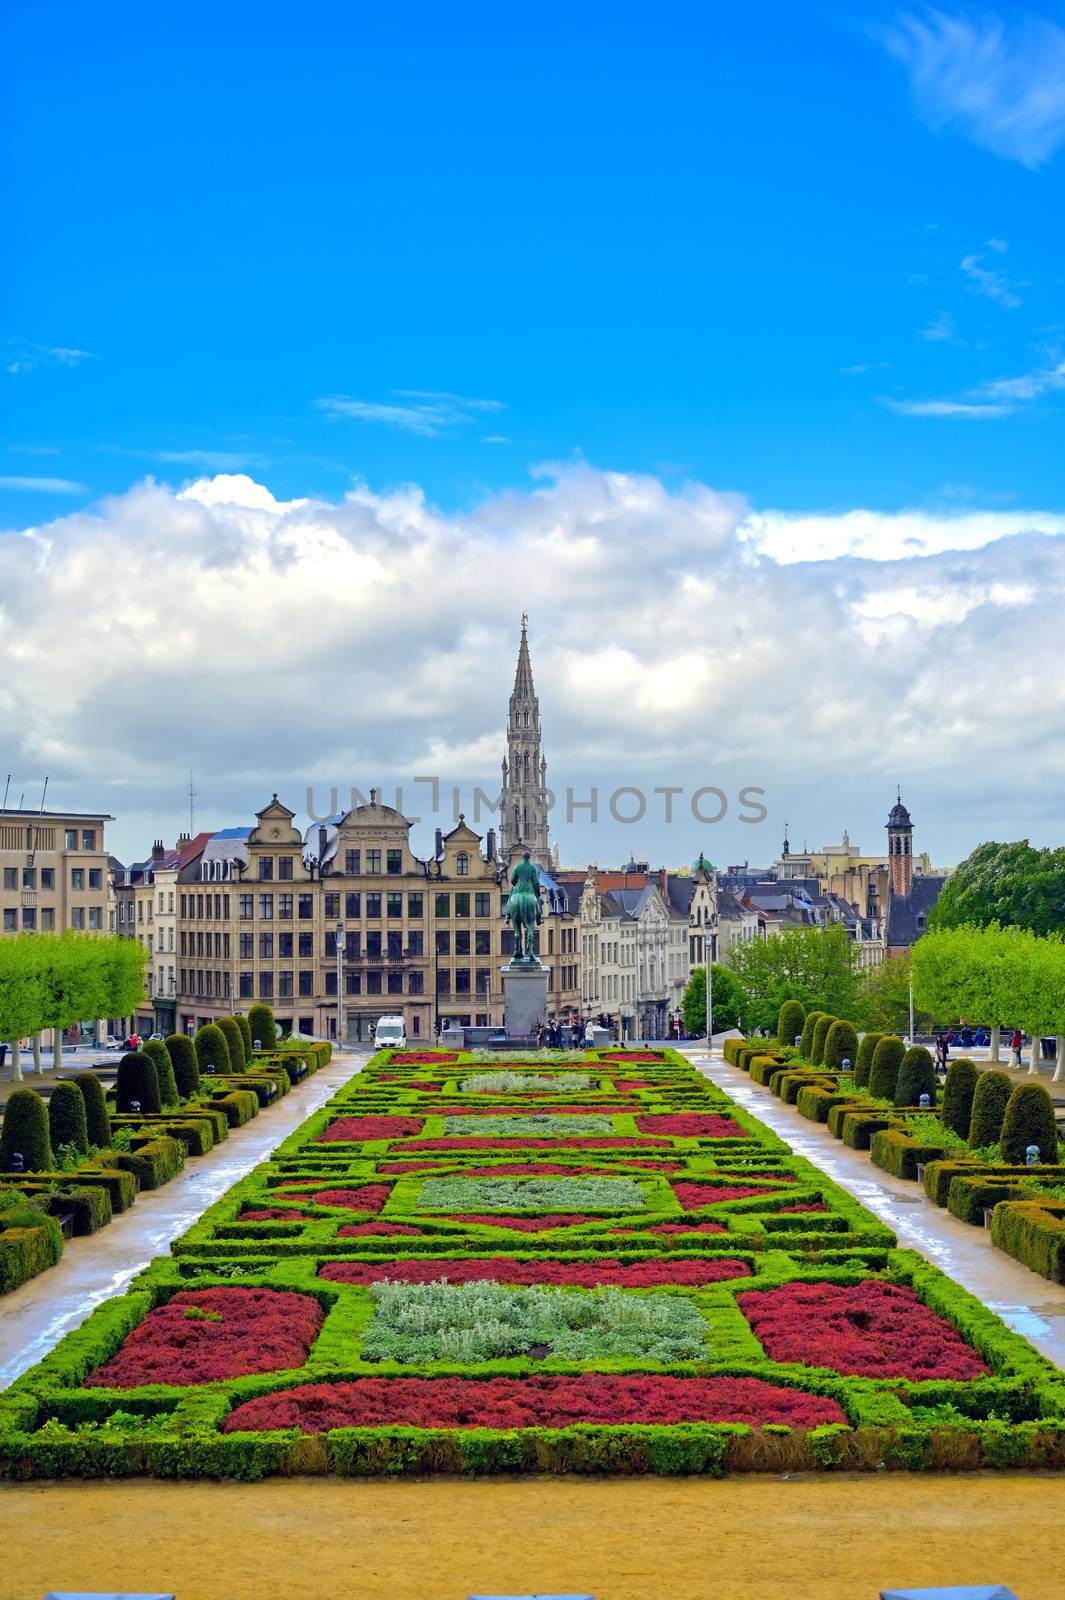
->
[2,1039,1065,1480]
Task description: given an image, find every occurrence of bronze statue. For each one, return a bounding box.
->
[505,849,543,962]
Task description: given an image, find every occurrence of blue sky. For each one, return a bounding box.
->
[4,3,1065,868]
[6,1,1065,527]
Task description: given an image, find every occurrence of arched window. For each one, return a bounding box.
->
[456,852,469,876]
[523,710,529,727]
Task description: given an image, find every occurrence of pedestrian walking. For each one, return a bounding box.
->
[1010,1028,1023,1069]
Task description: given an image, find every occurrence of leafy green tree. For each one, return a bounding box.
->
[869,1036,905,1101]
[165,1034,200,1098]
[823,1020,858,1072]
[48,1080,89,1157]
[894,1046,936,1108]
[968,1069,1013,1149]
[0,939,45,1082]
[0,1088,52,1171]
[725,925,860,1032]
[681,964,746,1036]
[941,1058,977,1138]
[999,1082,1059,1165]
[856,951,934,1037]
[931,841,1065,935]
[776,998,806,1049]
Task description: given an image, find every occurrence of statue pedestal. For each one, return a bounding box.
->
[502,961,549,1040]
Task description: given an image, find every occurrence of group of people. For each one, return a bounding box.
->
[933,1026,1028,1073]
[533,1015,593,1049]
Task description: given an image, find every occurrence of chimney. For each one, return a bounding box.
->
[177,831,190,848]
[318,826,328,871]
[435,828,443,858]
[152,839,165,861]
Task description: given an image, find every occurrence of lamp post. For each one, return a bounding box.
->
[908,972,915,1049]
[704,919,715,1053]
[335,921,345,1048]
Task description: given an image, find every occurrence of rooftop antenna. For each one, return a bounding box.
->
[1,775,9,815]
[188,769,197,836]
[29,777,48,865]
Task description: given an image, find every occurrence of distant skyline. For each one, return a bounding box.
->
[4,3,1065,865]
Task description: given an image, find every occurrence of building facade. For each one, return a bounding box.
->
[1,808,112,939]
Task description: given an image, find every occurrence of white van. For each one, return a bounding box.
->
[374,1015,408,1051]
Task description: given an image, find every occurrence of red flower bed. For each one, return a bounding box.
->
[321,1256,751,1287]
[87,1288,324,1388]
[388,1052,459,1064]
[673,1182,779,1208]
[611,1220,727,1235]
[614,1080,651,1091]
[636,1114,746,1138]
[224,1373,845,1433]
[279,1185,390,1213]
[446,1213,594,1231]
[337,1221,426,1237]
[777,1202,828,1215]
[737,1281,990,1380]
[317,1116,423,1141]
[402,1137,672,1151]
[599,1051,665,1062]
[240,1207,311,1222]
[426,1105,631,1116]
[380,1160,680,1176]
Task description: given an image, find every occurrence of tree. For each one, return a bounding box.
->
[195,1023,231,1076]
[913,923,1065,1071]
[681,964,746,1036]
[0,939,45,1082]
[941,1058,977,1138]
[869,1036,905,1101]
[968,1069,1013,1149]
[0,1088,52,1171]
[217,1017,247,1074]
[115,1051,161,1115]
[776,998,806,1049]
[854,1032,883,1088]
[725,925,860,1032]
[247,1005,276,1052]
[142,1040,179,1107]
[165,1034,200,1099]
[48,1080,89,1157]
[999,1083,1059,1165]
[0,933,147,1079]
[856,952,934,1037]
[823,1020,859,1073]
[931,841,1065,935]
[894,1046,936,1108]
[74,1071,112,1149]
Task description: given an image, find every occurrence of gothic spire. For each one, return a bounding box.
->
[499,615,549,863]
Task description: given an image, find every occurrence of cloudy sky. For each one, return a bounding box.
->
[4,2,1065,867]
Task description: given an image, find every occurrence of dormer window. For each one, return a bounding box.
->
[456,852,469,876]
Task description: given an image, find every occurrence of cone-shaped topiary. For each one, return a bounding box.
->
[869,1035,906,1101]
[165,1033,200,1099]
[854,1032,884,1089]
[941,1057,977,1138]
[798,1011,824,1061]
[195,1023,231,1076]
[142,1040,179,1107]
[217,1017,247,1074]
[247,1004,276,1052]
[823,1020,859,1073]
[73,1071,112,1150]
[810,1014,836,1066]
[968,1069,1013,1150]
[48,1080,89,1157]
[115,1050,162,1115]
[776,999,806,1050]
[235,1014,253,1060]
[894,1045,936,1108]
[999,1082,1059,1165]
[0,1088,53,1172]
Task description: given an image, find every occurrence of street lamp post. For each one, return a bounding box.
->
[336,921,345,1048]
[704,922,714,1052]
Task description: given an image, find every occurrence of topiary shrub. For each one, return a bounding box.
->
[894,1046,936,1108]
[48,1081,89,1158]
[823,1020,859,1073]
[968,1069,1013,1150]
[810,1014,836,1066]
[142,1040,179,1107]
[776,999,806,1050]
[999,1082,1059,1166]
[247,1004,277,1052]
[853,1032,883,1089]
[73,1071,112,1150]
[195,1023,231,1077]
[798,1011,824,1061]
[115,1050,162,1115]
[235,1014,253,1059]
[217,1017,247,1074]
[868,1036,905,1101]
[941,1058,978,1139]
[165,1033,201,1099]
[0,1088,53,1172]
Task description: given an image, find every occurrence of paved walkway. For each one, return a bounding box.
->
[0,1049,370,1389]
[685,1046,1065,1370]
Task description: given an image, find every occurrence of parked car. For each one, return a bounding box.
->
[148,1032,165,1041]
[373,1015,407,1051]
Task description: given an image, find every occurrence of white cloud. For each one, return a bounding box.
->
[877,7,1065,167]
[975,355,1065,403]
[0,476,87,494]
[882,397,1011,418]
[960,243,1022,308]
[317,391,505,437]
[4,464,1065,865]
[3,340,96,375]
[921,311,963,343]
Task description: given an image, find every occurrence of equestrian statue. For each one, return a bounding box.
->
[505,849,543,962]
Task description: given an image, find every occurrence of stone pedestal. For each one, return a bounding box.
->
[502,961,549,1039]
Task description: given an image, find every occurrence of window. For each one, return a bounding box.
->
[41,908,54,930]
[259,971,274,998]
[158,893,164,913]
[455,930,470,955]
[89,868,102,890]
[239,894,253,919]
[260,932,274,958]
[388,931,403,959]
[22,907,36,929]
[82,829,96,850]
[345,892,360,917]
[168,892,174,912]
[387,848,402,875]
[475,892,491,918]
[278,971,293,998]
[436,967,450,993]
[408,892,423,918]
[239,932,253,959]
[196,893,204,917]
[345,931,360,958]
[278,856,293,880]
[88,907,101,930]
[324,930,338,958]
[387,971,403,994]
[180,894,187,917]
[435,930,450,956]
[455,892,470,918]
[366,893,381,918]
[407,930,423,957]
[325,893,340,919]
[258,894,274,919]
[223,894,230,918]
[71,907,86,929]
[501,929,514,956]
[325,971,337,996]
[298,970,314,996]
[477,967,491,993]
[456,852,469,876]
[345,849,360,875]
[408,971,424,994]
[475,929,491,956]
[2,909,15,932]
[386,891,402,918]
[456,968,471,993]
[366,931,381,958]
[298,894,313,920]
[299,932,313,958]
[367,849,381,874]
[71,867,85,890]
[299,1016,314,1033]
[64,829,77,850]
[196,932,204,956]
[258,856,274,880]
[21,867,36,889]
[239,973,254,999]
[366,971,382,995]
[279,893,293,920]
[41,867,54,890]
[345,971,361,995]
[2,868,14,891]
[279,931,293,958]
[435,892,450,917]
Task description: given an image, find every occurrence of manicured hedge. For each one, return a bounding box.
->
[809,1015,836,1067]
[853,1032,883,1089]
[195,1024,231,1078]
[218,1017,247,1075]
[894,1047,936,1110]
[999,1083,1059,1166]
[969,1070,1013,1149]
[48,1081,89,1157]
[823,1021,858,1074]
[74,1072,112,1149]
[0,1089,53,1173]
[941,1059,977,1140]
[247,1004,277,1052]
[166,1034,201,1098]
[115,1052,161,1115]
[776,1000,806,1050]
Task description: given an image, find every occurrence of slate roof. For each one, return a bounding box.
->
[886,874,947,947]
